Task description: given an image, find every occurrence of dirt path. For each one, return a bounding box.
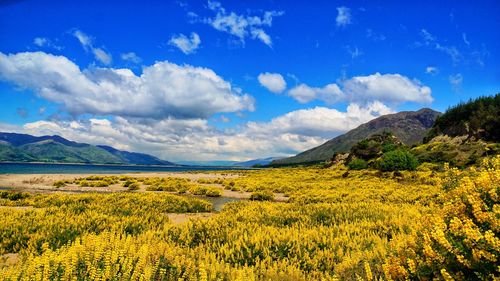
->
[166,212,215,224]
[0,205,36,211]
[0,253,19,267]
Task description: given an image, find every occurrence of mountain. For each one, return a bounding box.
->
[97,145,173,165]
[0,132,176,165]
[175,160,239,166]
[272,108,441,165]
[232,157,283,167]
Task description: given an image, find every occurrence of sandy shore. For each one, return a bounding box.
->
[0,172,251,197]
[0,172,289,201]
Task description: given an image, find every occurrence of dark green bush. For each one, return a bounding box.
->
[378,149,419,171]
[347,158,368,170]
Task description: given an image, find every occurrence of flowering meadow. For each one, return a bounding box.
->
[0,157,498,280]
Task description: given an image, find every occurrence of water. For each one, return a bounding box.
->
[202,196,243,212]
[0,163,250,174]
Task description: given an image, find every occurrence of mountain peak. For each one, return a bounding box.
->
[272,108,441,165]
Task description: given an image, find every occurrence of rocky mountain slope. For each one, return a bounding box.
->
[272,108,441,165]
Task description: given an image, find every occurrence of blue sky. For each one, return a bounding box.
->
[0,0,498,161]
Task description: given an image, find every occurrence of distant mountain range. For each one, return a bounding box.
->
[176,157,283,167]
[175,160,240,166]
[0,132,176,165]
[272,108,441,165]
[232,157,283,167]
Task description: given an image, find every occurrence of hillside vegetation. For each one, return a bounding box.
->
[272,108,440,166]
[425,93,500,143]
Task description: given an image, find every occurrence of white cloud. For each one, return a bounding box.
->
[92,48,112,65]
[120,52,142,64]
[343,73,433,103]
[258,72,286,93]
[420,29,435,42]
[288,83,344,104]
[347,46,363,58]
[169,32,201,54]
[72,30,112,65]
[425,66,438,75]
[366,29,386,41]
[419,29,462,64]
[336,7,352,27]
[33,37,63,50]
[203,1,283,47]
[33,37,48,47]
[288,73,433,104]
[0,51,254,120]
[38,107,46,115]
[449,73,463,92]
[8,101,393,161]
[246,101,393,138]
[73,30,92,48]
[462,33,470,46]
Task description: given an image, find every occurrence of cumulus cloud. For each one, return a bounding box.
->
[288,83,344,104]
[287,73,433,104]
[72,30,112,65]
[342,73,433,103]
[246,101,393,138]
[9,101,392,161]
[203,1,283,47]
[120,52,141,63]
[0,51,254,120]
[258,72,286,93]
[169,32,201,54]
[336,7,352,27]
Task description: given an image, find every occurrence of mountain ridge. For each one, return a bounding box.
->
[272,108,441,165]
[0,132,176,165]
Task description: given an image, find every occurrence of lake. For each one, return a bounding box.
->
[0,162,249,174]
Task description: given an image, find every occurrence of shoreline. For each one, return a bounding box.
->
[0,171,289,202]
[0,162,256,175]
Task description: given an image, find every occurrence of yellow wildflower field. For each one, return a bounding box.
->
[0,157,498,280]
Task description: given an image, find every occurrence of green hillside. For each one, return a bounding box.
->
[0,133,175,165]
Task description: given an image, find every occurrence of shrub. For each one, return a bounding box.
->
[250,190,274,201]
[127,183,140,191]
[190,185,208,196]
[377,149,419,171]
[205,187,222,197]
[79,180,90,187]
[53,180,67,188]
[347,158,368,170]
[383,156,500,280]
[122,179,136,188]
